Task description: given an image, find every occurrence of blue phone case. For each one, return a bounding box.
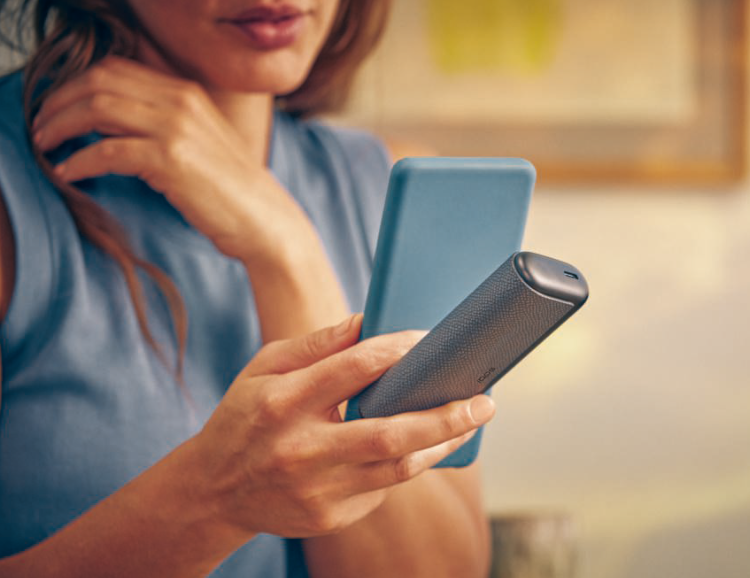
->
[345,157,535,468]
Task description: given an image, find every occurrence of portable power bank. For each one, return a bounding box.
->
[357,252,589,418]
[345,157,535,467]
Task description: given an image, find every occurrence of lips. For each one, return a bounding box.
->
[224,4,309,50]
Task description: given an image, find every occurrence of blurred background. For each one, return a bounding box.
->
[2,0,748,577]
[333,1,750,577]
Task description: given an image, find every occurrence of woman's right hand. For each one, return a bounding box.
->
[32,56,354,341]
[32,56,315,266]
[191,313,496,538]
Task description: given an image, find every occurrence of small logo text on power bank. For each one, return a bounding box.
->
[477,368,496,383]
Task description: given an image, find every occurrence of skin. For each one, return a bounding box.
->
[0,1,495,576]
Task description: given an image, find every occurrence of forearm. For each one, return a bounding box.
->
[0,439,251,578]
[240,213,349,343]
[235,189,490,576]
[302,464,491,578]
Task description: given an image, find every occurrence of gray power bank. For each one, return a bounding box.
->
[357,251,589,418]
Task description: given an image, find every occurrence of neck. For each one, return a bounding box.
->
[135,38,275,166]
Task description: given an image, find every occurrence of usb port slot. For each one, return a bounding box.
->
[564,271,579,280]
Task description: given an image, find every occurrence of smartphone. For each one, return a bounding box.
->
[356,251,589,418]
[345,157,536,467]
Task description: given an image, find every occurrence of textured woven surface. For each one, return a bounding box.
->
[358,257,574,418]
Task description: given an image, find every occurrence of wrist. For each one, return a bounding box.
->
[214,171,319,265]
[132,437,256,569]
[240,229,321,282]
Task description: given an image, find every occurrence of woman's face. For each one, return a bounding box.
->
[126,0,341,93]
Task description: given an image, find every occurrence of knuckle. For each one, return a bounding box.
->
[161,137,187,165]
[392,454,418,483]
[291,331,321,368]
[368,423,402,458]
[286,479,352,535]
[439,408,465,438]
[305,502,341,535]
[348,347,380,380]
[263,433,314,478]
[266,444,297,477]
[165,114,192,139]
[250,342,279,372]
[98,139,120,160]
[303,328,327,360]
[142,169,168,194]
[174,83,204,112]
[85,67,109,91]
[265,394,290,423]
[87,93,111,116]
[254,388,289,424]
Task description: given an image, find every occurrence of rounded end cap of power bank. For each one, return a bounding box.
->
[513,252,589,306]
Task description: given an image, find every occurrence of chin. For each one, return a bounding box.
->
[199,55,314,95]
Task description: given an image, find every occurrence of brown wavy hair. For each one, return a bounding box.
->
[0,0,391,387]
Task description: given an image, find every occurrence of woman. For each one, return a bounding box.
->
[0,1,495,577]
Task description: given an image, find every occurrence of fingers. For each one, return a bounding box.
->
[34,93,163,152]
[241,313,364,378]
[293,329,426,411]
[34,56,184,128]
[52,137,161,184]
[331,395,495,464]
[337,396,494,495]
[32,57,215,159]
[350,430,477,494]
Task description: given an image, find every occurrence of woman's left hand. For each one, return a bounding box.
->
[32,56,309,263]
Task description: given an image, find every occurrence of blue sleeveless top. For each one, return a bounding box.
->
[0,70,389,576]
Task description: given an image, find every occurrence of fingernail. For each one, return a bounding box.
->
[53,163,66,178]
[468,395,495,424]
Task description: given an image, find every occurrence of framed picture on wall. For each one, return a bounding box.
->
[333,0,747,187]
